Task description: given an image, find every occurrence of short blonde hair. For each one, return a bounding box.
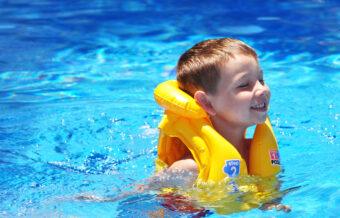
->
[176,38,258,95]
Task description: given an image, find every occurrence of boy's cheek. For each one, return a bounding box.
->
[265,86,271,99]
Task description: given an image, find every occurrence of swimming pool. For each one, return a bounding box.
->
[0,0,339,217]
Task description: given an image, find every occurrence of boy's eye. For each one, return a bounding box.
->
[238,83,249,88]
[259,79,265,85]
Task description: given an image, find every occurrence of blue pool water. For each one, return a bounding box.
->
[0,0,339,217]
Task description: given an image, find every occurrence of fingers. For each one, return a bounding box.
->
[261,203,291,213]
[275,204,291,213]
[276,204,292,213]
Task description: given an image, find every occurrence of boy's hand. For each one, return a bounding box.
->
[261,202,291,213]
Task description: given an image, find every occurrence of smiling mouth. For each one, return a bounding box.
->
[250,102,267,112]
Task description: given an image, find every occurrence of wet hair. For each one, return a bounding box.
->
[176,38,258,95]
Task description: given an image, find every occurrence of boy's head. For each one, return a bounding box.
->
[176,38,258,96]
[176,38,270,127]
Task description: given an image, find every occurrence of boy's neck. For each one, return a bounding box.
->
[210,116,247,151]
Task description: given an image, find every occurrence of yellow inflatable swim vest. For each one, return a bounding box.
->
[154,80,281,182]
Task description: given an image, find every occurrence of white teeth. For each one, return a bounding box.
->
[252,103,265,109]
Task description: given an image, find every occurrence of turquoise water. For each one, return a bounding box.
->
[0,1,339,217]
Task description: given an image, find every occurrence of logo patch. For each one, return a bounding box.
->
[269,150,280,165]
[223,160,240,178]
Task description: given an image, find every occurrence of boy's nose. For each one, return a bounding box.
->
[254,81,270,98]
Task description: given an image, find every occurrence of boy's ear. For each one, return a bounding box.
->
[194,91,216,116]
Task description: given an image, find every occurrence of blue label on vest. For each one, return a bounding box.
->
[223,160,240,178]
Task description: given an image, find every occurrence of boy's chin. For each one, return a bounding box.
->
[245,120,266,128]
[254,116,267,124]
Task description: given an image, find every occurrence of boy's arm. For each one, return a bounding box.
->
[141,157,198,191]
[74,157,198,203]
[258,181,295,213]
[260,200,291,212]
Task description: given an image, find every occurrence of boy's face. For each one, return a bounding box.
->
[207,54,270,127]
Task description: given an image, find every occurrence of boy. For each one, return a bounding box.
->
[155,38,269,181]
[147,38,290,212]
